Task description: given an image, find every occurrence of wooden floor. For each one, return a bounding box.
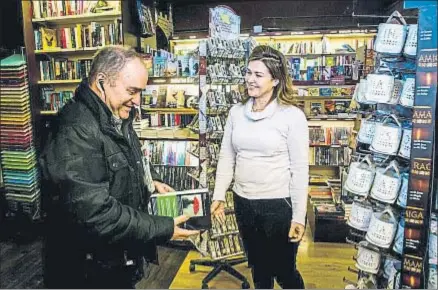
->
[1,221,357,289]
[169,227,357,289]
[0,220,188,289]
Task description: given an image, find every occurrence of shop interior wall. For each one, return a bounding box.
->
[169,0,404,33]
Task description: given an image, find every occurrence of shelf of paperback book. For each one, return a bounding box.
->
[138,128,199,141]
[147,77,198,85]
[293,80,358,86]
[34,47,100,55]
[285,52,358,57]
[32,11,122,25]
[141,107,198,114]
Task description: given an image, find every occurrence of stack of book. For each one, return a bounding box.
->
[0,54,41,220]
[309,186,344,218]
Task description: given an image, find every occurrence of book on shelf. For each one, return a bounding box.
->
[141,85,198,109]
[152,165,199,191]
[294,85,355,97]
[144,113,195,128]
[309,146,350,166]
[309,126,352,145]
[40,86,74,111]
[39,58,91,81]
[34,20,123,51]
[32,0,121,19]
[148,188,211,230]
[314,204,345,217]
[324,100,351,115]
[146,140,199,167]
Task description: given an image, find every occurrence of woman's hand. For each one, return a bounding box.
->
[210,200,226,224]
[289,221,305,242]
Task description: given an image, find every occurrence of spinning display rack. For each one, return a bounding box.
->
[188,6,250,289]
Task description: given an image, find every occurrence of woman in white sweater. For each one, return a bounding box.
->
[211,45,309,289]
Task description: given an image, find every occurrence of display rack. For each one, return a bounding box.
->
[0,53,41,222]
[340,5,437,288]
[186,6,250,289]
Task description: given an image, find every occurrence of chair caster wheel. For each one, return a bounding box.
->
[189,263,195,272]
[202,283,209,289]
[242,282,250,289]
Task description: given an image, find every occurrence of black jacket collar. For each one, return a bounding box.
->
[74,79,135,134]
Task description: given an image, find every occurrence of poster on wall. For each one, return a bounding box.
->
[209,5,241,40]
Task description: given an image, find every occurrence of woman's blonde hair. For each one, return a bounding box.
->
[242,45,296,106]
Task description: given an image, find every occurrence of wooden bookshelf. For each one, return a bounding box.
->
[35,47,99,54]
[292,80,358,86]
[307,116,356,121]
[20,0,138,151]
[32,11,122,25]
[141,107,198,114]
[147,77,198,85]
[285,52,357,57]
[38,79,82,85]
[137,128,199,140]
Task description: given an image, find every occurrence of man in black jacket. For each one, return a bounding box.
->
[39,46,199,289]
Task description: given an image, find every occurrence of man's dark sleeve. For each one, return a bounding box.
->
[40,125,174,246]
[149,162,163,183]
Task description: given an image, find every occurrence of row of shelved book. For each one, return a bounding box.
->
[262,37,374,55]
[40,87,74,111]
[309,146,350,166]
[142,50,199,78]
[305,99,352,117]
[141,85,198,109]
[289,56,360,81]
[34,21,123,51]
[31,0,121,19]
[309,126,352,146]
[143,113,195,128]
[294,85,355,97]
[152,165,199,191]
[146,140,199,167]
[39,59,91,81]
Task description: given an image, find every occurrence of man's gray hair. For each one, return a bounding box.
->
[89,45,143,86]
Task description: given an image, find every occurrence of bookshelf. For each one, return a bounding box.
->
[20,0,143,149]
[22,0,125,98]
[32,10,122,25]
[37,79,82,84]
[34,47,100,54]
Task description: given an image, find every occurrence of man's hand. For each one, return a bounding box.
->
[289,221,305,242]
[153,181,175,193]
[171,215,200,240]
[211,200,226,224]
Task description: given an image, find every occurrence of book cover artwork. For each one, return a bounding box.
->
[149,188,211,230]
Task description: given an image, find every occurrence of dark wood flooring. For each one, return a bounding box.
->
[0,220,188,289]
